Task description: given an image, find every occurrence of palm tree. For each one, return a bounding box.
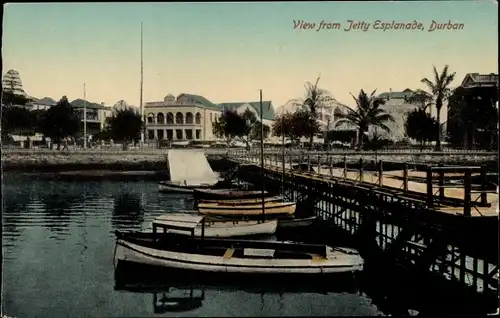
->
[420,65,456,151]
[291,76,335,150]
[334,89,395,150]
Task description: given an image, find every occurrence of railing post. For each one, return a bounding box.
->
[438,163,445,200]
[426,165,433,208]
[480,165,487,205]
[343,155,347,179]
[378,160,383,186]
[464,169,472,217]
[403,163,408,192]
[329,156,333,176]
[317,155,321,174]
[359,158,364,182]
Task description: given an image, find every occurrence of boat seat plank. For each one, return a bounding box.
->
[244,248,275,257]
[223,248,235,258]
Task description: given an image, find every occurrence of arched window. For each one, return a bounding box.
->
[175,112,184,124]
[157,112,165,124]
[147,113,155,124]
[166,112,174,124]
[195,112,201,125]
[185,112,194,124]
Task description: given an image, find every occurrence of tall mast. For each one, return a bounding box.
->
[140,22,144,143]
[260,90,265,221]
[84,83,87,149]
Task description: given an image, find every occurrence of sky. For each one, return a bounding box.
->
[2,1,498,109]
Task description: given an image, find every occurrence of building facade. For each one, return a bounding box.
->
[144,94,276,142]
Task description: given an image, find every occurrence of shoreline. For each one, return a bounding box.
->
[2,150,497,173]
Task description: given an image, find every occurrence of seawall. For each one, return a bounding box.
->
[2,149,497,173]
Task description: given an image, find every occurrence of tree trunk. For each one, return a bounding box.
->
[435,106,442,151]
[358,128,364,150]
[309,133,314,151]
[57,143,61,151]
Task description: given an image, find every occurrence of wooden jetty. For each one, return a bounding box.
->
[223,149,499,314]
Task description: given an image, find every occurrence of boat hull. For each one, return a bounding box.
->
[158,181,212,194]
[194,189,267,201]
[113,233,364,276]
[197,202,296,217]
[198,196,282,205]
[277,216,317,229]
[165,220,278,238]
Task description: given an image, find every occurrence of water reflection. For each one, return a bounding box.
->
[114,265,366,316]
[41,193,81,235]
[112,193,145,230]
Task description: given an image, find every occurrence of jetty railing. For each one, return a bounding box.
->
[227,149,497,216]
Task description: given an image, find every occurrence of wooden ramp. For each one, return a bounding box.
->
[167,149,219,186]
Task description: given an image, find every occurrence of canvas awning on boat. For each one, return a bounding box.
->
[153,213,205,231]
[167,149,219,186]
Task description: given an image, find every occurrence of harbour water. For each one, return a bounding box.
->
[2,172,384,317]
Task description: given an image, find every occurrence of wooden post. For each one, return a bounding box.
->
[426,165,433,208]
[464,169,472,217]
[343,155,347,179]
[480,165,487,205]
[359,158,364,182]
[378,160,383,186]
[317,155,321,174]
[438,163,445,200]
[403,163,408,192]
[329,156,333,176]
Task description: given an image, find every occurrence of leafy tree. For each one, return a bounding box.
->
[251,122,270,140]
[405,89,433,111]
[334,89,395,149]
[404,108,439,150]
[291,77,335,150]
[212,109,264,148]
[1,106,31,135]
[2,69,29,107]
[40,96,80,150]
[272,112,296,140]
[420,65,456,150]
[447,85,498,149]
[292,108,319,142]
[104,107,143,149]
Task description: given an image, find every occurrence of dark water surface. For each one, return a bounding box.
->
[2,173,384,317]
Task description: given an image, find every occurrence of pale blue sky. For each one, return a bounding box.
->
[2,1,498,108]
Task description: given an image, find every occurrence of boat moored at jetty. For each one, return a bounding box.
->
[197,201,296,218]
[113,214,364,277]
[149,213,278,238]
[193,188,268,201]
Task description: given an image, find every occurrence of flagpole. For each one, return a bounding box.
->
[140,22,145,144]
[260,89,265,222]
[84,83,87,149]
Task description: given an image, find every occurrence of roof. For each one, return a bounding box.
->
[71,99,108,109]
[218,101,275,120]
[153,213,204,231]
[30,97,57,106]
[461,73,498,88]
[177,93,220,110]
[378,89,414,100]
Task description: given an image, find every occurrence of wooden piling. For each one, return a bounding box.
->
[464,169,472,217]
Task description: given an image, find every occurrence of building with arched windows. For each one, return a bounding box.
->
[145,93,278,142]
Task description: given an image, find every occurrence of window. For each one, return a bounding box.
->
[185,112,194,124]
[175,112,183,124]
[196,129,201,140]
[148,130,155,140]
[195,113,201,124]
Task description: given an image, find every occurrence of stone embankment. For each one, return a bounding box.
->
[1,148,497,172]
